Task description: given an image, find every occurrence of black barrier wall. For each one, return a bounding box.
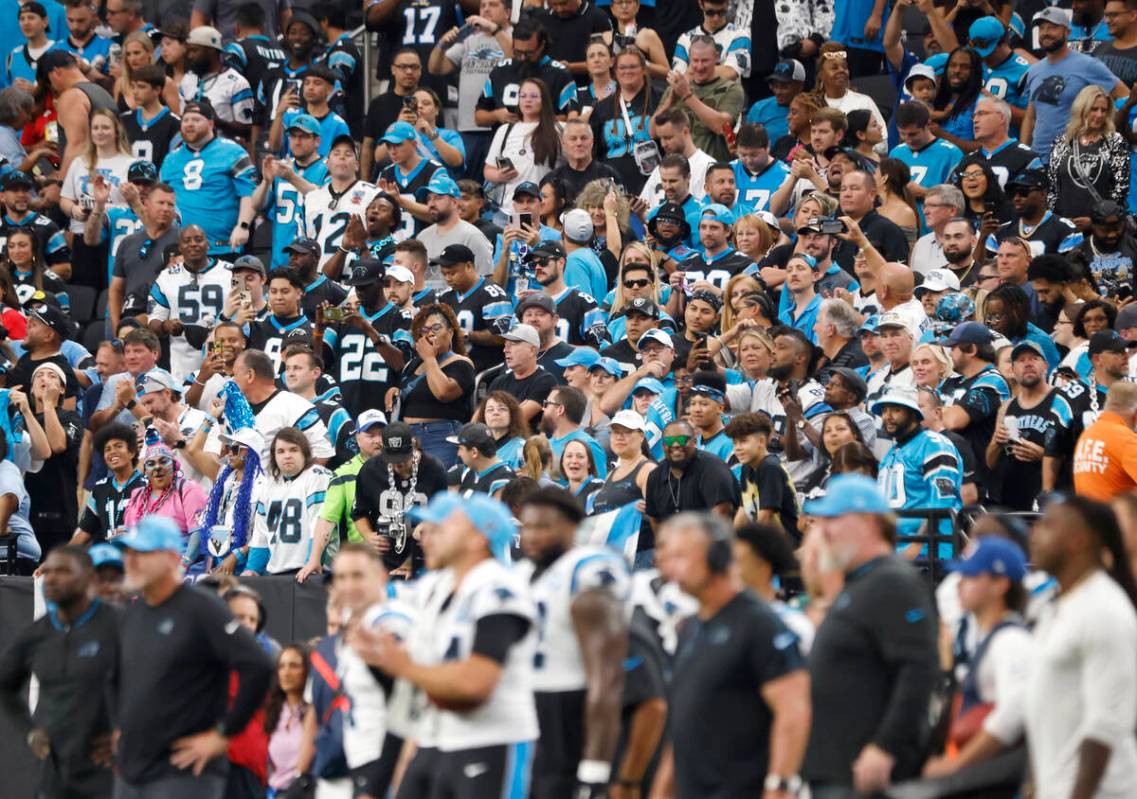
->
[0,576,329,798]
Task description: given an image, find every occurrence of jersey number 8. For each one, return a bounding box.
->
[267,498,305,544]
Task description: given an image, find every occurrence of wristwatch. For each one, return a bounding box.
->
[173,439,187,450]
[764,774,802,794]
[238,221,250,230]
[125,399,137,410]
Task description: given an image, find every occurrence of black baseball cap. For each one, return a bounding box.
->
[530,240,565,260]
[1006,168,1047,191]
[344,257,385,287]
[515,293,556,316]
[284,238,320,258]
[36,50,75,78]
[380,422,416,464]
[1,171,35,190]
[828,367,868,402]
[431,244,475,267]
[446,422,498,455]
[1089,330,1128,356]
[624,297,660,319]
[29,302,72,341]
[182,100,217,121]
[513,181,541,200]
[304,64,338,85]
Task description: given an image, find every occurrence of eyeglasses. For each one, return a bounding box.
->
[532,257,554,266]
[422,322,448,335]
[392,62,421,71]
[985,312,1005,322]
[960,171,985,181]
[623,278,651,289]
[541,399,562,408]
[662,434,691,447]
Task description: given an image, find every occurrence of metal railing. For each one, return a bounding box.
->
[349,24,374,115]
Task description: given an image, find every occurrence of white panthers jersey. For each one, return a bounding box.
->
[305,180,379,268]
[148,258,233,382]
[630,568,697,658]
[179,69,255,124]
[413,559,539,751]
[210,389,336,463]
[398,569,448,746]
[339,598,414,768]
[517,546,631,693]
[250,464,332,573]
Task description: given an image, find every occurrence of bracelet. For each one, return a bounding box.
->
[193,377,206,386]
[492,24,501,34]
[576,760,611,784]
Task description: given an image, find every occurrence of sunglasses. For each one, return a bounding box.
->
[702,7,726,16]
[662,434,691,448]
[1008,186,1040,197]
[623,278,651,289]
[225,443,244,454]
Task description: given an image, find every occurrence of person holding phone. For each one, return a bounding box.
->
[484,78,563,214]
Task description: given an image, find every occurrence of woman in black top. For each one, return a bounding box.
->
[590,412,656,568]
[388,304,475,468]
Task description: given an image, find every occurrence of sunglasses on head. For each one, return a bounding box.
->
[822,51,848,61]
[662,434,691,447]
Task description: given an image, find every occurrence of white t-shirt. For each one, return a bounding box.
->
[1026,570,1137,799]
[61,152,138,233]
[825,90,888,155]
[911,231,948,275]
[486,121,558,213]
[639,148,714,208]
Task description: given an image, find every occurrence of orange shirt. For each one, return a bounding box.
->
[1073,411,1137,501]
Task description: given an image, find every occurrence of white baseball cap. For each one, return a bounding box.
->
[610,409,645,432]
[386,264,414,284]
[186,25,223,50]
[502,323,540,347]
[356,409,388,432]
[562,208,594,244]
[916,269,962,294]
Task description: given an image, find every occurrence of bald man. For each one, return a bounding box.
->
[876,262,929,337]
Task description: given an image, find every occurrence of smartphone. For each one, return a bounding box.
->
[210,340,224,355]
[984,199,998,215]
[288,78,302,95]
[403,95,418,111]
[817,217,847,235]
[324,306,347,322]
[516,212,533,228]
[497,157,515,171]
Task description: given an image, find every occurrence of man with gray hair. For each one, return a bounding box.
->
[656,511,810,799]
[815,298,868,385]
[0,87,39,167]
[962,95,1042,190]
[547,119,622,206]
[910,184,963,274]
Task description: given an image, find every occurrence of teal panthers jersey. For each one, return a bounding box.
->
[731,158,790,215]
[160,136,257,254]
[103,206,144,286]
[267,158,331,268]
[983,52,1032,109]
[878,428,962,558]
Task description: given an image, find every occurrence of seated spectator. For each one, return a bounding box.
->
[746,59,806,146]
[814,41,887,152]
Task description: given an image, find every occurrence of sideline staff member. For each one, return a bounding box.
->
[1073,382,1137,502]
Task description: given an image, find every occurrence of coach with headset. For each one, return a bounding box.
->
[653,512,811,799]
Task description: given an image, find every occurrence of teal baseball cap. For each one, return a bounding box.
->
[415,170,461,201]
[556,348,602,369]
[89,543,124,570]
[381,120,418,145]
[804,474,892,517]
[590,357,623,378]
[968,16,1005,58]
[112,515,185,553]
[700,203,734,227]
[408,493,517,563]
[286,113,321,135]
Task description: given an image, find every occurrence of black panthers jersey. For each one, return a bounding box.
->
[0,212,69,267]
[120,107,182,168]
[457,460,516,498]
[320,33,365,137]
[1045,378,1107,490]
[550,287,608,347]
[313,392,357,471]
[371,0,460,100]
[77,469,145,543]
[223,35,286,104]
[378,158,447,239]
[247,313,318,372]
[962,140,1042,190]
[300,275,349,320]
[437,278,513,373]
[322,301,415,416]
[681,248,755,292]
[475,56,581,117]
[986,212,1083,257]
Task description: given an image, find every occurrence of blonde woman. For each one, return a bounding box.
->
[760,192,839,292]
[911,343,953,389]
[60,110,136,237]
[720,273,765,333]
[1047,85,1129,231]
[113,30,181,112]
[577,178,630,260]
[606,252,677,341]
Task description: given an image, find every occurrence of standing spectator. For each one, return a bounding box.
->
[644,420,738,529]
[540,384,609,477]
[114,31,181,112]
[120,66,182,167]
[3,2,59,92]
[653,37,743,162]
[1073,382,1137,501]
[256,12,320,150]
[121,436,208,556]
[549,119,623,205]
[890,102,964,206]
[8,304,85,396]
[428,0,513,175]
[535,0,612,76]
[1097,0,1137,86]
[831,0,891,77]
[110,515,273,799]
[178,25,255,143]
[930,47,983,150]
[60,0,114,86]
[484,77,563,214]
[1023,7,1128,164]
[0,427,41,568]
[837,171,910,265]
[983,169,1084,257]
[160,101,257,256]
[108,182,179,331]
[0,170,71,277]
[104,0,149,43]
[221,2,286,98]
[360,48,422,180]
[190,0,292,40]
[657,512,809,798]
[0,87,38,167]
[311,1,362,137]
[964,96,1042,190]
[746,59,806,146]
[802,473,939,796]
[1047,85,1130,231]
[487,324,557,423]
[639,110,714,208]
[265,644,310,794]
[71,422,144,545]
[417,173,494,275]
[270,66,349,158]
[589,48,661,195]
[1026,495,1137,799]
[434,245,511,373]
[672,0,751,82]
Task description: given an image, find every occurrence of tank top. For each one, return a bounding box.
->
[591,458,654,551]
[59,82,118,157]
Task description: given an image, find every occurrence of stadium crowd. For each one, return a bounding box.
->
[0,0,1136,797]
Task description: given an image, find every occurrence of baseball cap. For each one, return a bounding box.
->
[591,357,623,378]
[1010,340,1046,361]
[446,422,498,454]
[1089,330,1128,356]
[632,376,665,395]
[903,63,937,90]
[127,160,158,184]
[828,367,868,402]
[112,515,184,553]
[870,385,924,420]
[768,58,806,83]
[1117,304,1137,331]
[1035,6,1071,29]
[286,113,321,135]
[941,321,994,347]
[513,181,541,200]
[219,426,265,454]
[803,473,893,517]
[515,293,556,316]
[344,256,385,287]
[1,170,35,190]
[876,311,914,335]
[381,120,418,144]
[624,297,660,319]
[305,64,338,85]
[287,11,321,37]
[563,208,594,244]
[531,240,566,260]
[946,536,1027,581]
[135,367,180,395]
[407,493,516,563]
[29,303,72,341]
[700,203,734,227]
[356,409,388,432]
[859,315,881,335]
[648,201,688,227]
[415,171,461,201]
[386,264,414,284]
[502,323,540,347]
[610,409,646,432]
[36,50,76,79]
[1006,168,1048,191]
[186,25,223,49]
[430,243,475,268]
[233,254,267,276]
[638,328,674,350]
[380,421,416,464]
[925,52,950,76]
[20,2,48,20]
[284,238,320,258]
[181,100,216,121]
[968,16,1005,58]
[555,348,602,369]
[89,543,124,571]
[916,269,962,294]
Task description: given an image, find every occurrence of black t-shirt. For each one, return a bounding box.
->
[364,90,413,161]
[589,84,663,195]
[397,353,476,421]
[832,209,911,267]
[804,556,939,785]
[670,592,804,798]
[1097,42,1137,85]
[644,450,740,520]
[115,586,273,784]
[352,452,449,526]
[476,57,581,117]
[488,365,558,408]
[738,455,799,542]
[599,338,637,375]
[8,352,84,397]
[816,338,868,387]
[546,160,624,207]
[79,469,145,542]
[534,3,612,78]
[996,391,1058,510]
[537,340,576,382]
[300,276,349,321]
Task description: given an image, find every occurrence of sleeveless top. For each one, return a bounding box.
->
[59,82,118,156]
[591,458,652,515]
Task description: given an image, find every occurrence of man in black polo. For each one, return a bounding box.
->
[834,170,910,265]
[0,546,119,798]
[802,474,939,797]
[644,420,739,532]
[659,512,810,798]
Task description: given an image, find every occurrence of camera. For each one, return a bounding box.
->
[816,216,847,235]
[323,305,347,322]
